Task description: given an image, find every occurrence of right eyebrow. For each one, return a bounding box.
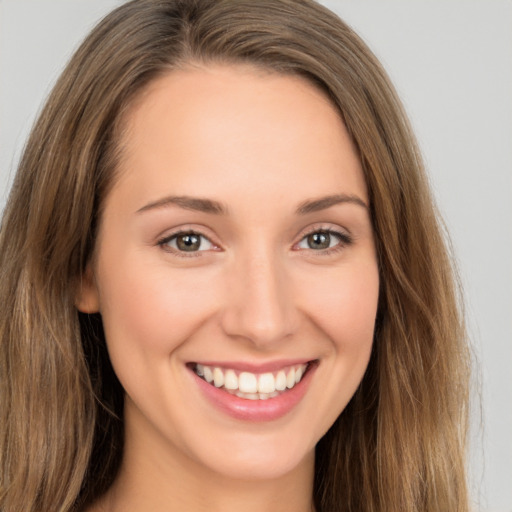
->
[295,193,368,215]
[136,195,228,215]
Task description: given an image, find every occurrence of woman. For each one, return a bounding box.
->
[0,0,470,511]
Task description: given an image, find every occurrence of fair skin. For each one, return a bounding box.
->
[78,65,379,512]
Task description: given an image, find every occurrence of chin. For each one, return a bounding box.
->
[183,428,316,482]
[205,449,313,482]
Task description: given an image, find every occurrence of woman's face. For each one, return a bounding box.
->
[78,65,379,481]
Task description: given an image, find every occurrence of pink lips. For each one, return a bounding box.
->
[190,360,317,422]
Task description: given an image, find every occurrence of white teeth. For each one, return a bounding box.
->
[234,390,280,400]
[239,372,258,393]
[213,367,224,388]
[203,366,213,383]
[258,372,275,394]
[286,368,296,389]
[236,391,259,400]
[194,363,309,399]
[224,369,238,390]
[275,370,287,391]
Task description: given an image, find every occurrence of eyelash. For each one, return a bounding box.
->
[157,227,353,257]
[294,228,353,256]
[157,229,217,258]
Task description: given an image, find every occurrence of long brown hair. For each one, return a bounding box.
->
[0,1,470,510]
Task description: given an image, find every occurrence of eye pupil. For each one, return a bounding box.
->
[307,232,330,249]
[177,233,201,251]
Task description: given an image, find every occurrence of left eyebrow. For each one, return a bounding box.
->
[136,195,227,215]
[295,194,368,215]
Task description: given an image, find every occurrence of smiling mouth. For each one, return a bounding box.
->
[191,362,313,400]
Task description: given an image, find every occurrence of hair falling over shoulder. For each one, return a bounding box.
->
[0,1,471,510]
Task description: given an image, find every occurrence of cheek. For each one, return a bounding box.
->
[98,262,225,354]
[304,260,379,420]
[300,261,379,351]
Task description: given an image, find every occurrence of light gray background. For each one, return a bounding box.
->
[0,1,511,510]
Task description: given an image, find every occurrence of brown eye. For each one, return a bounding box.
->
[176,233,201,251]
[160,232,214,253]
[296,229,352,253]
[306,232,331,250]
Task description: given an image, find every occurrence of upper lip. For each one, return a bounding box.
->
[188,358,315,373]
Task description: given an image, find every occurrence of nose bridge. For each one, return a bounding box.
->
[221,243,297,346]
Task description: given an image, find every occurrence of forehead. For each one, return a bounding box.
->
[110,64,367,212]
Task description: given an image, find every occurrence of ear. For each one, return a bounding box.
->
[75,265,100,313]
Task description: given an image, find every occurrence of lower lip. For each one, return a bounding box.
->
[190,363,317,422]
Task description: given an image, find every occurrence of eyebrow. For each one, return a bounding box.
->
[136,195,227,215]
[136,193,368,216]
[295,194,368,215]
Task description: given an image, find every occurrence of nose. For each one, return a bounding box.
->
[220,248,299,348]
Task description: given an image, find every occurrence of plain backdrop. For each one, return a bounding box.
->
[1,1,511,511]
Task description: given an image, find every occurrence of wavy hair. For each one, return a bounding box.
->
[0,1,470,510]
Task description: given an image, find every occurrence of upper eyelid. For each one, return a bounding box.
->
[158,232,216,248]
[157,226,218,244]
[294,223,351,241]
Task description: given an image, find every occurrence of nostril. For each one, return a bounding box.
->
[219,297,298,345]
